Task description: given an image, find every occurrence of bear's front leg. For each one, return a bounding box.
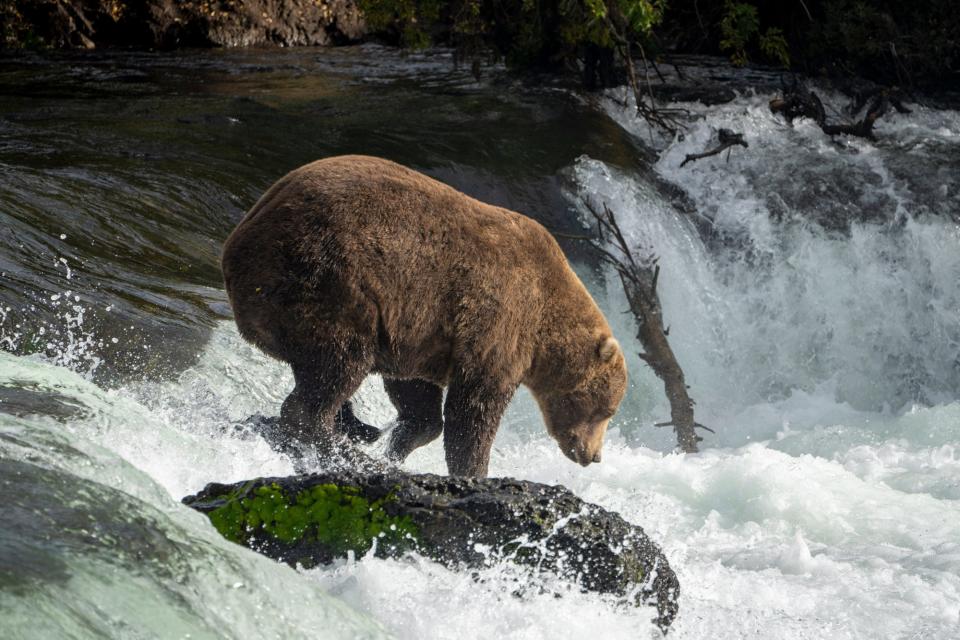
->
[442,374,517,477]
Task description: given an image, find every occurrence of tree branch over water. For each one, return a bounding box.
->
[581,200,710,453]
[595,1,688,134]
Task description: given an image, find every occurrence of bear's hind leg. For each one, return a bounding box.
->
[442,375,516,477]
[275,342,374,471]
[384,378,444,463]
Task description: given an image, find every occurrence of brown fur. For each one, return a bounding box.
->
[221,155,627,477]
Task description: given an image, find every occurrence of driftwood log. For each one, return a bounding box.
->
[582,202,711,453]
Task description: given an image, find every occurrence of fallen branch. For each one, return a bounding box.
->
[680,129,748,167]
[847,86,912,117]
[770,78,909,140]
[582,200,709,453]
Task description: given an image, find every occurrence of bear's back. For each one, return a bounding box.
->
[289,155,529,234]
[221,155,591,375]
[247,155,563,277]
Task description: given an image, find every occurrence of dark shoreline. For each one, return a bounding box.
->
[4,1,959,100]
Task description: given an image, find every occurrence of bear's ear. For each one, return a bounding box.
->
[598,336,619,361]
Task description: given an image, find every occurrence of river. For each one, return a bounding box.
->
[2,45,958,639]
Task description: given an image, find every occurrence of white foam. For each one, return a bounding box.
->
[6,301,960,639]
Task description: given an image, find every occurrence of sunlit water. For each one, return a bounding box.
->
[1,48,959,639]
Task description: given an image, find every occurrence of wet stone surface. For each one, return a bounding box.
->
[184,469,680,632]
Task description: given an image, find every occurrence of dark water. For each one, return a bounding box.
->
[0,45,635,383]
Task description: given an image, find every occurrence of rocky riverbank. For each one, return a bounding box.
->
[2,0,366,49]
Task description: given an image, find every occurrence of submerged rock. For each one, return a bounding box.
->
[184,471,680,632]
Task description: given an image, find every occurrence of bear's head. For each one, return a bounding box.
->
[535,335,627,466]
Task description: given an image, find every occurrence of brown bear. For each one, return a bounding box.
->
[221,155,627,477]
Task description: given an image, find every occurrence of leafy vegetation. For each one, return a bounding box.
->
[718,1,788,67]
[661,0,958,87]
[356,0,957,89]
[358,0,665,71]
[207,482,419,558]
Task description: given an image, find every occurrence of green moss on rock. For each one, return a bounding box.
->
[207,482,418,557]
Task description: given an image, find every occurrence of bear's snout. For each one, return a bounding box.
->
[560,424,607,467]
[551,416,611,467]
[568,444,600,467]
[566,447,593,466]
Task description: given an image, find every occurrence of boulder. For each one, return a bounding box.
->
[143,0,366,48]
[184,470,680,632]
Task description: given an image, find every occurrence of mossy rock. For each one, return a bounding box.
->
[184,471,679,632]
[202,481,418,562]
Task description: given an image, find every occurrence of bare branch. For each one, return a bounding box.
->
[681,129,748,167]
[770,81,909,140]
[579,197,709,453]
[597,1,685,135]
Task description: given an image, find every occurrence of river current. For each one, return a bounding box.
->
[1,46,958,639]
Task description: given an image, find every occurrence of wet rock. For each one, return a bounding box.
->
[651,84,738,106]
[184,470,680,632]
[144,0,366,48]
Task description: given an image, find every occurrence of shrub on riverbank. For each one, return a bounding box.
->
[660,0,958,88]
